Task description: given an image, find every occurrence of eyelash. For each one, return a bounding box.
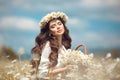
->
[51,26,55,28]
[51,22,62,28]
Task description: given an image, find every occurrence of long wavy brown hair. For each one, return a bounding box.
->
[31,17,72,68]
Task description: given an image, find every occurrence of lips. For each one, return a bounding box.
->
[57,29,62,33]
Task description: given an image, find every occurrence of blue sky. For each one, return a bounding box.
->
[0,0,120,56]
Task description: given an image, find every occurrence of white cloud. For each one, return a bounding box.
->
[0,0,62,12]
[79,0,120,8]
[1,0,120,22]
[82,11,120,21]
[1,0,120,12]
[76,0,120,21]
[79,0,103,8]
[0,16,39,30]
[72,32,120,49]
[67,18,89,28]
[18,0,118,11]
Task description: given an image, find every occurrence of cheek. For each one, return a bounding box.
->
[50,29,57,34]
[62,27,65,33]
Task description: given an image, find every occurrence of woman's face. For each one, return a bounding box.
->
[49,19,65,37]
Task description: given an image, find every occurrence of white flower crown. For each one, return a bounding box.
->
[39,12,68,29]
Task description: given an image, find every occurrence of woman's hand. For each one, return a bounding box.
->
[65,65,75,71]
[48,65,75,75]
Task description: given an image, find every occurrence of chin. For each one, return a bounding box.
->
[55,33,63,37]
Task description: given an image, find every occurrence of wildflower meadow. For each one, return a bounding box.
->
[0,49,120,80]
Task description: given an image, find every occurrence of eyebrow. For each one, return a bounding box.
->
[50,24,55,27]
[50,20,61,26]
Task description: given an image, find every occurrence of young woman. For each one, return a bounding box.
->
[31,12,73,79]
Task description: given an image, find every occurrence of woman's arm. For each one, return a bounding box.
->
[49,65,74,75]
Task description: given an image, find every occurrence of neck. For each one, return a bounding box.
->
[56,35,62,46]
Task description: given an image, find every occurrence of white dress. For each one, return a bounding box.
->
[35,41,67,79]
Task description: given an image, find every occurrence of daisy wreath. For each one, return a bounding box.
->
[39,12,68,29]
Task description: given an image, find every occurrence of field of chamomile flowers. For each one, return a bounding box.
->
[0,49,120,80]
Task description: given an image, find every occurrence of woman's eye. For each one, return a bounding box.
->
[51,26,54,28]
[51,25,55,28]
[58,22,62,25]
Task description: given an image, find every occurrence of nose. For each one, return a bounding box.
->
[57,25,60,29]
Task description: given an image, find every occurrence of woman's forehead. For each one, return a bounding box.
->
[49,19,61,25]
